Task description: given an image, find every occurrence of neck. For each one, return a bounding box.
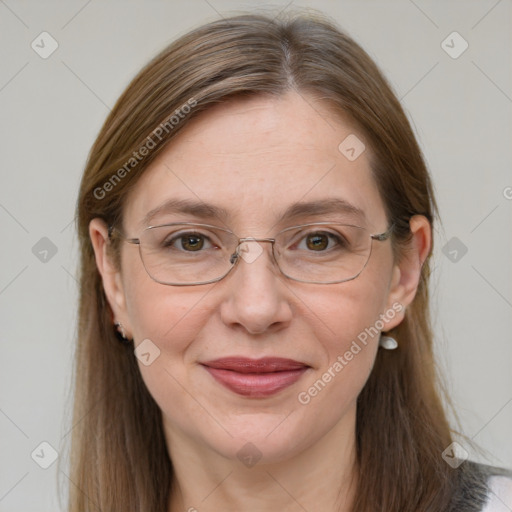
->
[166,407,359,512]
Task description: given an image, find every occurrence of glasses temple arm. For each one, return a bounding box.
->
[371,223,395,242]
[107,226,140,245]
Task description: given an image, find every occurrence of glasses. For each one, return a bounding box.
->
[108,221,394,286]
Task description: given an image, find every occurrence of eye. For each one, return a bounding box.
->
[164,232,214,252]
[296,230,347,252]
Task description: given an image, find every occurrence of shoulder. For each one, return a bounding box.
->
[480,472,512,512]
[448,461,512,512]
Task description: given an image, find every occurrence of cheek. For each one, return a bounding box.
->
[122,270,216,425]
[293,262,392,392]
[121,247,213,366]
[295,265,391,355]
[125,280,209,350]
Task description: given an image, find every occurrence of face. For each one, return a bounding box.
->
[96,91,414,465]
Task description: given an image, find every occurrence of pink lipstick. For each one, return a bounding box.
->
[201,357,309,398]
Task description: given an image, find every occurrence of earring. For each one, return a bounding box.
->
[379,335,398,350]
[114,321,131,344]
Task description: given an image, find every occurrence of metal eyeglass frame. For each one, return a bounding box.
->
[108,221,395,286]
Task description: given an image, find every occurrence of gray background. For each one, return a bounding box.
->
[0,1,511,510]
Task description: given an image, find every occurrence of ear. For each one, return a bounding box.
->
[382,215,432,331]
[89,218,132,338]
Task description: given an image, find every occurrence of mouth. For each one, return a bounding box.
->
[200,357,310,398]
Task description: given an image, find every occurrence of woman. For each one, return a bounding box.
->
[71,11,512,512]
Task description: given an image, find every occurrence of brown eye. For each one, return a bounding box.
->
[306,233,329,251]
[180,234,205,251]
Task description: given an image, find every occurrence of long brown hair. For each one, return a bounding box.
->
[71,11,470,511]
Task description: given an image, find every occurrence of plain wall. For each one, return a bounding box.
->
[0,1,510,510]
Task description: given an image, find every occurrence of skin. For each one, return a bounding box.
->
[90,91,431,511]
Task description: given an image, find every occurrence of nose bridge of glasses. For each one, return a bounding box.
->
[231,237,276,265]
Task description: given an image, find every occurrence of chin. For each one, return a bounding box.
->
[195,409,327,466]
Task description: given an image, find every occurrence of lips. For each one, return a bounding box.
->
[201,357,309,397]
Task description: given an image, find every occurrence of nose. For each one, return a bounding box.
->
[219,240,293,335]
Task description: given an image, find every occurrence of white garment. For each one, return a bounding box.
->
[481,475,512,511]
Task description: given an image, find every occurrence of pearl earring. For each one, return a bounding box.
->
[379,335,398,350]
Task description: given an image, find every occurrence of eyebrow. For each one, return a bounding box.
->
[142,198,230,227]
[283,198,366,223]
[142,197,366,227]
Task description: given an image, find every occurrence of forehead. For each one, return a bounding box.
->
[123,92,386,232]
